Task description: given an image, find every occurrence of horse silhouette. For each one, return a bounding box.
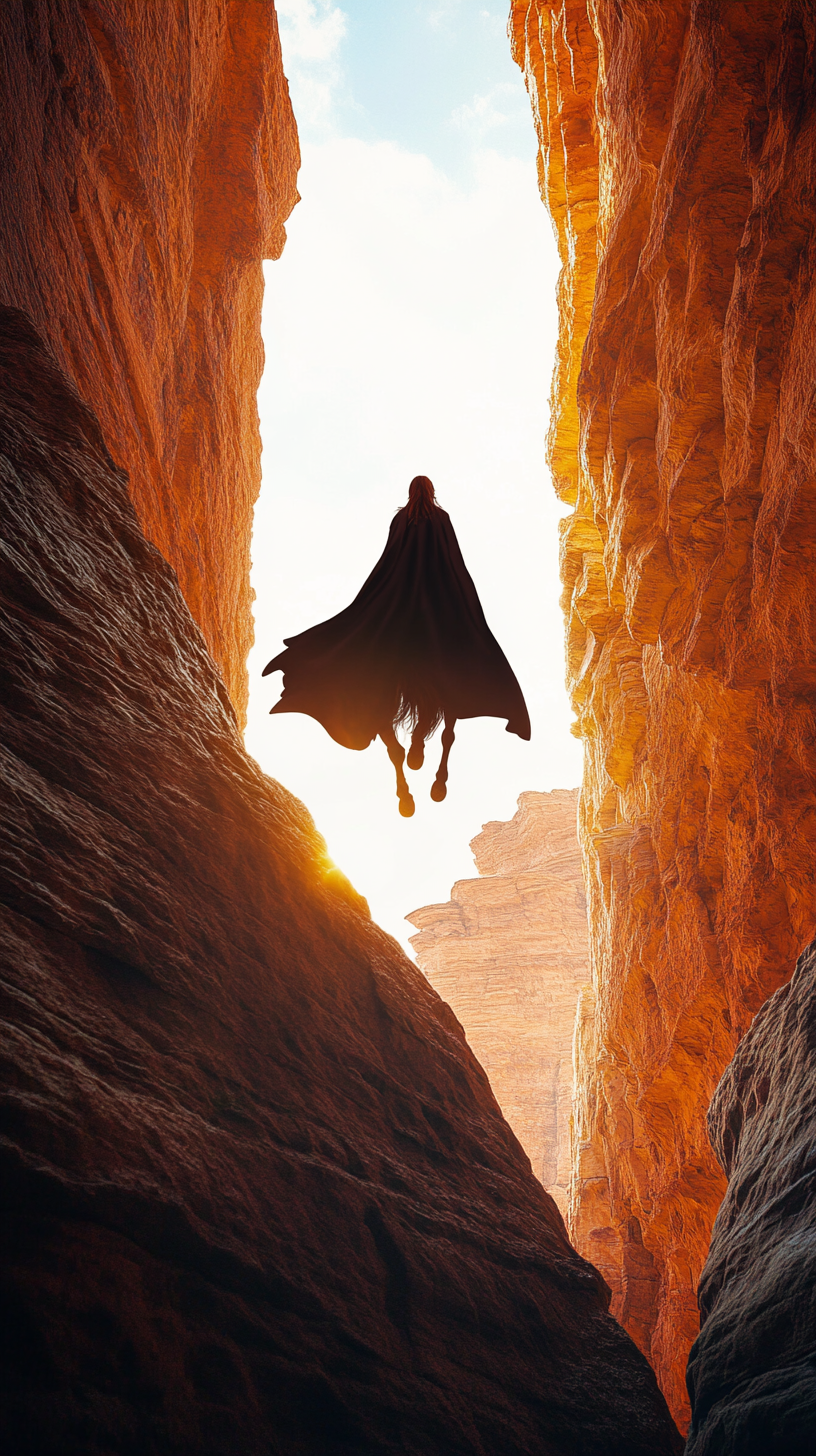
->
[263,476,530,816]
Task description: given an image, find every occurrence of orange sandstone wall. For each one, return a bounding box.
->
[0,0,299,720]
[407,790,589,1214]
[511,0,816,1430]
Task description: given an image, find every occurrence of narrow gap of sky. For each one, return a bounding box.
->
[245,0,582,952]
[300,1,538,179]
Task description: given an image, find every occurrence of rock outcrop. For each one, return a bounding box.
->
[511,0,816,1430]
[687,939,816,1453]
[0,307,683,1455]
[0,0,299,721]
[407,790,588,1215]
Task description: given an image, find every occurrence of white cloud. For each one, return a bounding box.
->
[426,5,455,30]
[451,82,521,141]
[276,0,347,132]
[426,2,505,36]
[277,0,346,61]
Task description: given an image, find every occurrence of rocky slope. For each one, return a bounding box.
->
[0,0,299,721]
[511,0,816,1429]
[407,790,588,1215]
[685,939,816,1453]
[0,307,683,1455]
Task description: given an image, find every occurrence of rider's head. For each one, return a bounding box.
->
[406,475,437,522]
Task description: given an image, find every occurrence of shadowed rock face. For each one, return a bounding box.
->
[686,939,816,1455]
[0,0,299,721]
[511,0,816,1427]
[0,312,683,1453]
[407,791,588,1214]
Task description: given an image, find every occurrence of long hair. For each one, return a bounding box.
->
[406,475,437,522]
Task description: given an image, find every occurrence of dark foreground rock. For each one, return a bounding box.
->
[687,940,816,1454]
[0,311,681,1455]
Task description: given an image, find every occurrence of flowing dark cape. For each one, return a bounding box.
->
[263,505,531,750]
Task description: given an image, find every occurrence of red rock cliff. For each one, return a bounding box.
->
[0,0,299,721]
[511,0,816,1430]
[408,790,589,1215]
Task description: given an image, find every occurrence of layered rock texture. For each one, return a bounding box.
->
[0,307,683,1456]
[0,2,686,1450]
[0,0,299,721]
[407,790,588,1216]
[511,0,816,1430]
[686,939,816,1454]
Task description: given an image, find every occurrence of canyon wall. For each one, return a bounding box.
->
[511,0,816,1430]
[0,0,299,721]
[407,790,588,1215]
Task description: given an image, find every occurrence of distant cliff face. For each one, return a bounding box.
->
[0,0,299,721]
[408,790,589,1216]
[511,0,816,1431]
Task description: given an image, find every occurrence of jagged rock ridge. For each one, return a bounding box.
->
[408,790,588,1215]
[511,0,816,1431]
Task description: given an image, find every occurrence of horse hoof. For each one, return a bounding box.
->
[406,747,424,771]
[430,780,447,802]
[399,794,415,817]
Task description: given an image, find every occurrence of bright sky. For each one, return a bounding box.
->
[245,0,582,951]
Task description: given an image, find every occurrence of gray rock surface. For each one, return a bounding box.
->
[687,940,816,1454]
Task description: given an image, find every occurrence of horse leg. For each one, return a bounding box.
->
[406,711,432,771]
[430,716,456,802]
[380,724,415,817]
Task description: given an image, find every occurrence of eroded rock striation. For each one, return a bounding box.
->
[0,308,683,1454]
[511,0,816,1429]
[0,0,299,720]
[687,939,816,1454]
[407,790,588,1215]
